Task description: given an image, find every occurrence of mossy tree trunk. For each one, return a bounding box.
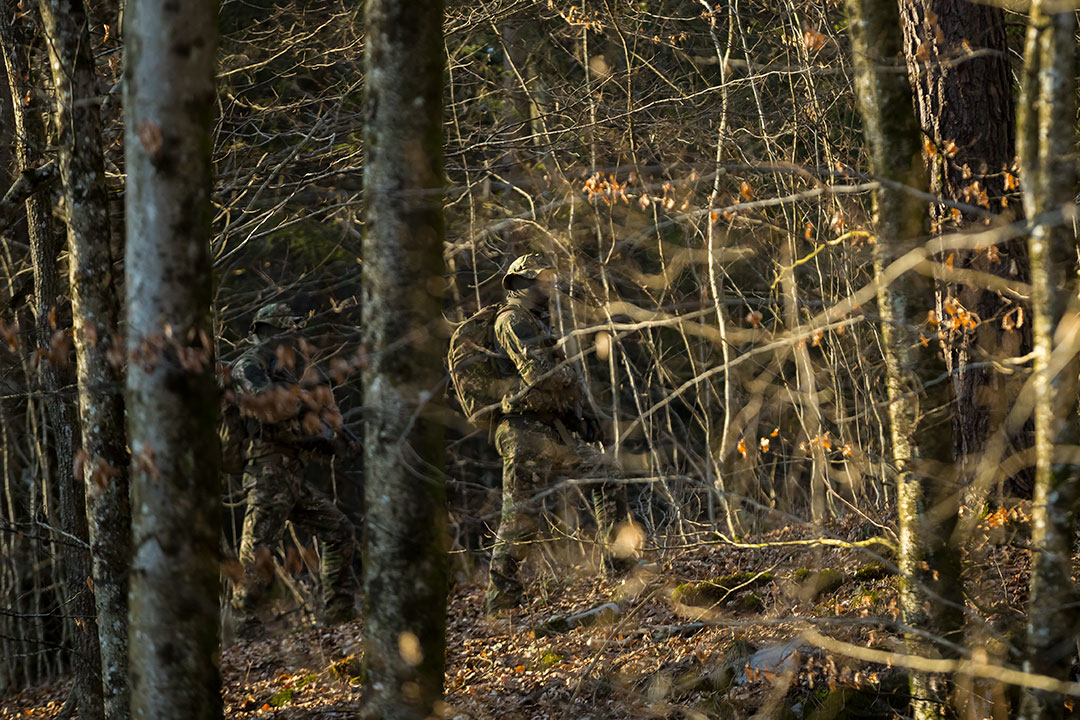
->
[360,0,448,717]
[124,0,221,717]
[844,3,962,719]
[38,2,131,717]
[0,7,104,720]
[1016,5,1078,719]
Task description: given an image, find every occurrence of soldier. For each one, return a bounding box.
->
[486,253,606,613]
[229,302,358,634]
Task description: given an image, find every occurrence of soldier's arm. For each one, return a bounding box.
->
[233,354,303,424]
[495,310,573,390]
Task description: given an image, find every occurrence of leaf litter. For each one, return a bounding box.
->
[1,515,1051,719]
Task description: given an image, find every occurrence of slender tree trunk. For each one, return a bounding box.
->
[0,8,104,720]
[38,2,131,717]
[845,3,962,719]
[1016,6,1078,719]
[500,18,536,167]
[898,0,1030,493]
[124,0,221,717]
[361,0,448,717]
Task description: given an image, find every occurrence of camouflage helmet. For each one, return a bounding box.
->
[502,253,555,290]
[251,302,301,332]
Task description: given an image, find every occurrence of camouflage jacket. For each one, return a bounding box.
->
[495,296,581,418]
[231,335,339,455]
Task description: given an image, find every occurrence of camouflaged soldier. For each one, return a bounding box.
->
[230,302,358,631]
[487,254,604,613]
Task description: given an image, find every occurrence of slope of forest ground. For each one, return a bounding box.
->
[1,513,1040,719]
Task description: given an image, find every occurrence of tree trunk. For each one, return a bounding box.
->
[898,0,1030,493]
[124,0,221,717]
[844,3,963,719]
[1016,6,1078,719]
[360,0,448,717]
[37,2,131,717]
[0,7,104,720]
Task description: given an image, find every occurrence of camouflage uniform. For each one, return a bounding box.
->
[487,255,605,612]
[230,303,358,626]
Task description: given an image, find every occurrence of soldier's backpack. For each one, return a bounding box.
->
[447,304,519,430]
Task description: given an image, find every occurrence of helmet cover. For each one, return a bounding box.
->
[502,253,555,289]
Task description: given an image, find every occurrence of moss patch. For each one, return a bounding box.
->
[672,572,774,608]
[854,563,893,582]
[783,568,845,603]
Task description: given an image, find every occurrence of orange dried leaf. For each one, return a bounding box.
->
[803,28,826,52]
[740,180,754,200]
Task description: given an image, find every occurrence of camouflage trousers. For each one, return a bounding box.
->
[233,453,357,624]
[487,416,611,611]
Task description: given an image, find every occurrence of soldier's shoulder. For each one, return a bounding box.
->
[495,303,540,332]
[232,344,272,390]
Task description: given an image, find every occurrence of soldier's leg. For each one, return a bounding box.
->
[234,462,295,624]
[487,421,548,612]
[292,481,358,624]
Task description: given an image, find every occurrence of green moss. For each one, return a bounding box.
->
[786,569,846,603]
[539,651,562,669]
[854,563,893,582]
[268,688,293,707]
[673,572,774,608]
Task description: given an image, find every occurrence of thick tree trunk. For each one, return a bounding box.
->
[124,0,221,717]
[360,0,448,717]
[1016,7,1078,719]
[898,0,1030,492]
[38,2,131,717]
[0,8,104,720]
[845,3,963,719]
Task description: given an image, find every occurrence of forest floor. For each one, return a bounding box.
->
[1,512,1036,719]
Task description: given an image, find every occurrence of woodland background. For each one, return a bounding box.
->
[1,0,1080,719]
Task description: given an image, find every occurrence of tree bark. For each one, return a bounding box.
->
[898,0,1030,492]
[1016,6,1078,719]
[37,3,131,718]
[124,0,221,717]
[845,3,963,719]
[360,0,448,717]
[0,7,104,720]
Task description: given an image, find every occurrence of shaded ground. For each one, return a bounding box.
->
[1,513,1039,719]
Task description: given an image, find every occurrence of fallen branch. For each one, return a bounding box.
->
[802,628,1080,696]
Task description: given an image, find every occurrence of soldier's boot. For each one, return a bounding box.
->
[486,541,525,614]
[319,533,358,624]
